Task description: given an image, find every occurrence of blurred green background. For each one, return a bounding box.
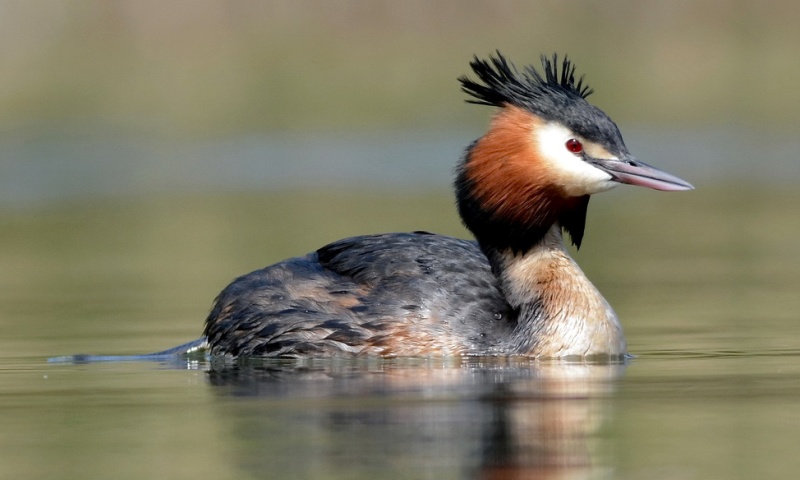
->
[2,1,799,135]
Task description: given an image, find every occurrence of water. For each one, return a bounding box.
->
[2,130,800,479]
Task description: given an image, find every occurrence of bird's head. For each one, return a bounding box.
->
[455,52,692,253]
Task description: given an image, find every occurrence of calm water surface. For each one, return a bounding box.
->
[1,132,800,478]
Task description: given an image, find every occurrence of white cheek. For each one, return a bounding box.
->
[535,123,617,196]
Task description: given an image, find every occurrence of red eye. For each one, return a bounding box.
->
[565,138,583,154]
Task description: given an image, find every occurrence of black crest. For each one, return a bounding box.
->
[459,52,593,113]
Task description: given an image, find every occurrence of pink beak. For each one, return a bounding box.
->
[591,156,694,191]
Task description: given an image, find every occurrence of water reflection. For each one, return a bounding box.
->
[206,358,625,479]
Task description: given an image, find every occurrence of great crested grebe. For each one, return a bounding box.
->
[200,52,693,359]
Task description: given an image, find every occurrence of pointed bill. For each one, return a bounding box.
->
[590,156,694,191]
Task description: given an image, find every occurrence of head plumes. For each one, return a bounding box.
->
[459,52,594,113]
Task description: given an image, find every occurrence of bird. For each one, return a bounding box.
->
[201,52,693,360]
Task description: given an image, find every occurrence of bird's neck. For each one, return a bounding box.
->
[485,225,626,358]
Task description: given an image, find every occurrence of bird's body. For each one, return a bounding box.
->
[206,232,512,357]
[205,228,621,358]
[203,52,693,359]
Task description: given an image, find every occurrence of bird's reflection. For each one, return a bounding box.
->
[206,357,625,479]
